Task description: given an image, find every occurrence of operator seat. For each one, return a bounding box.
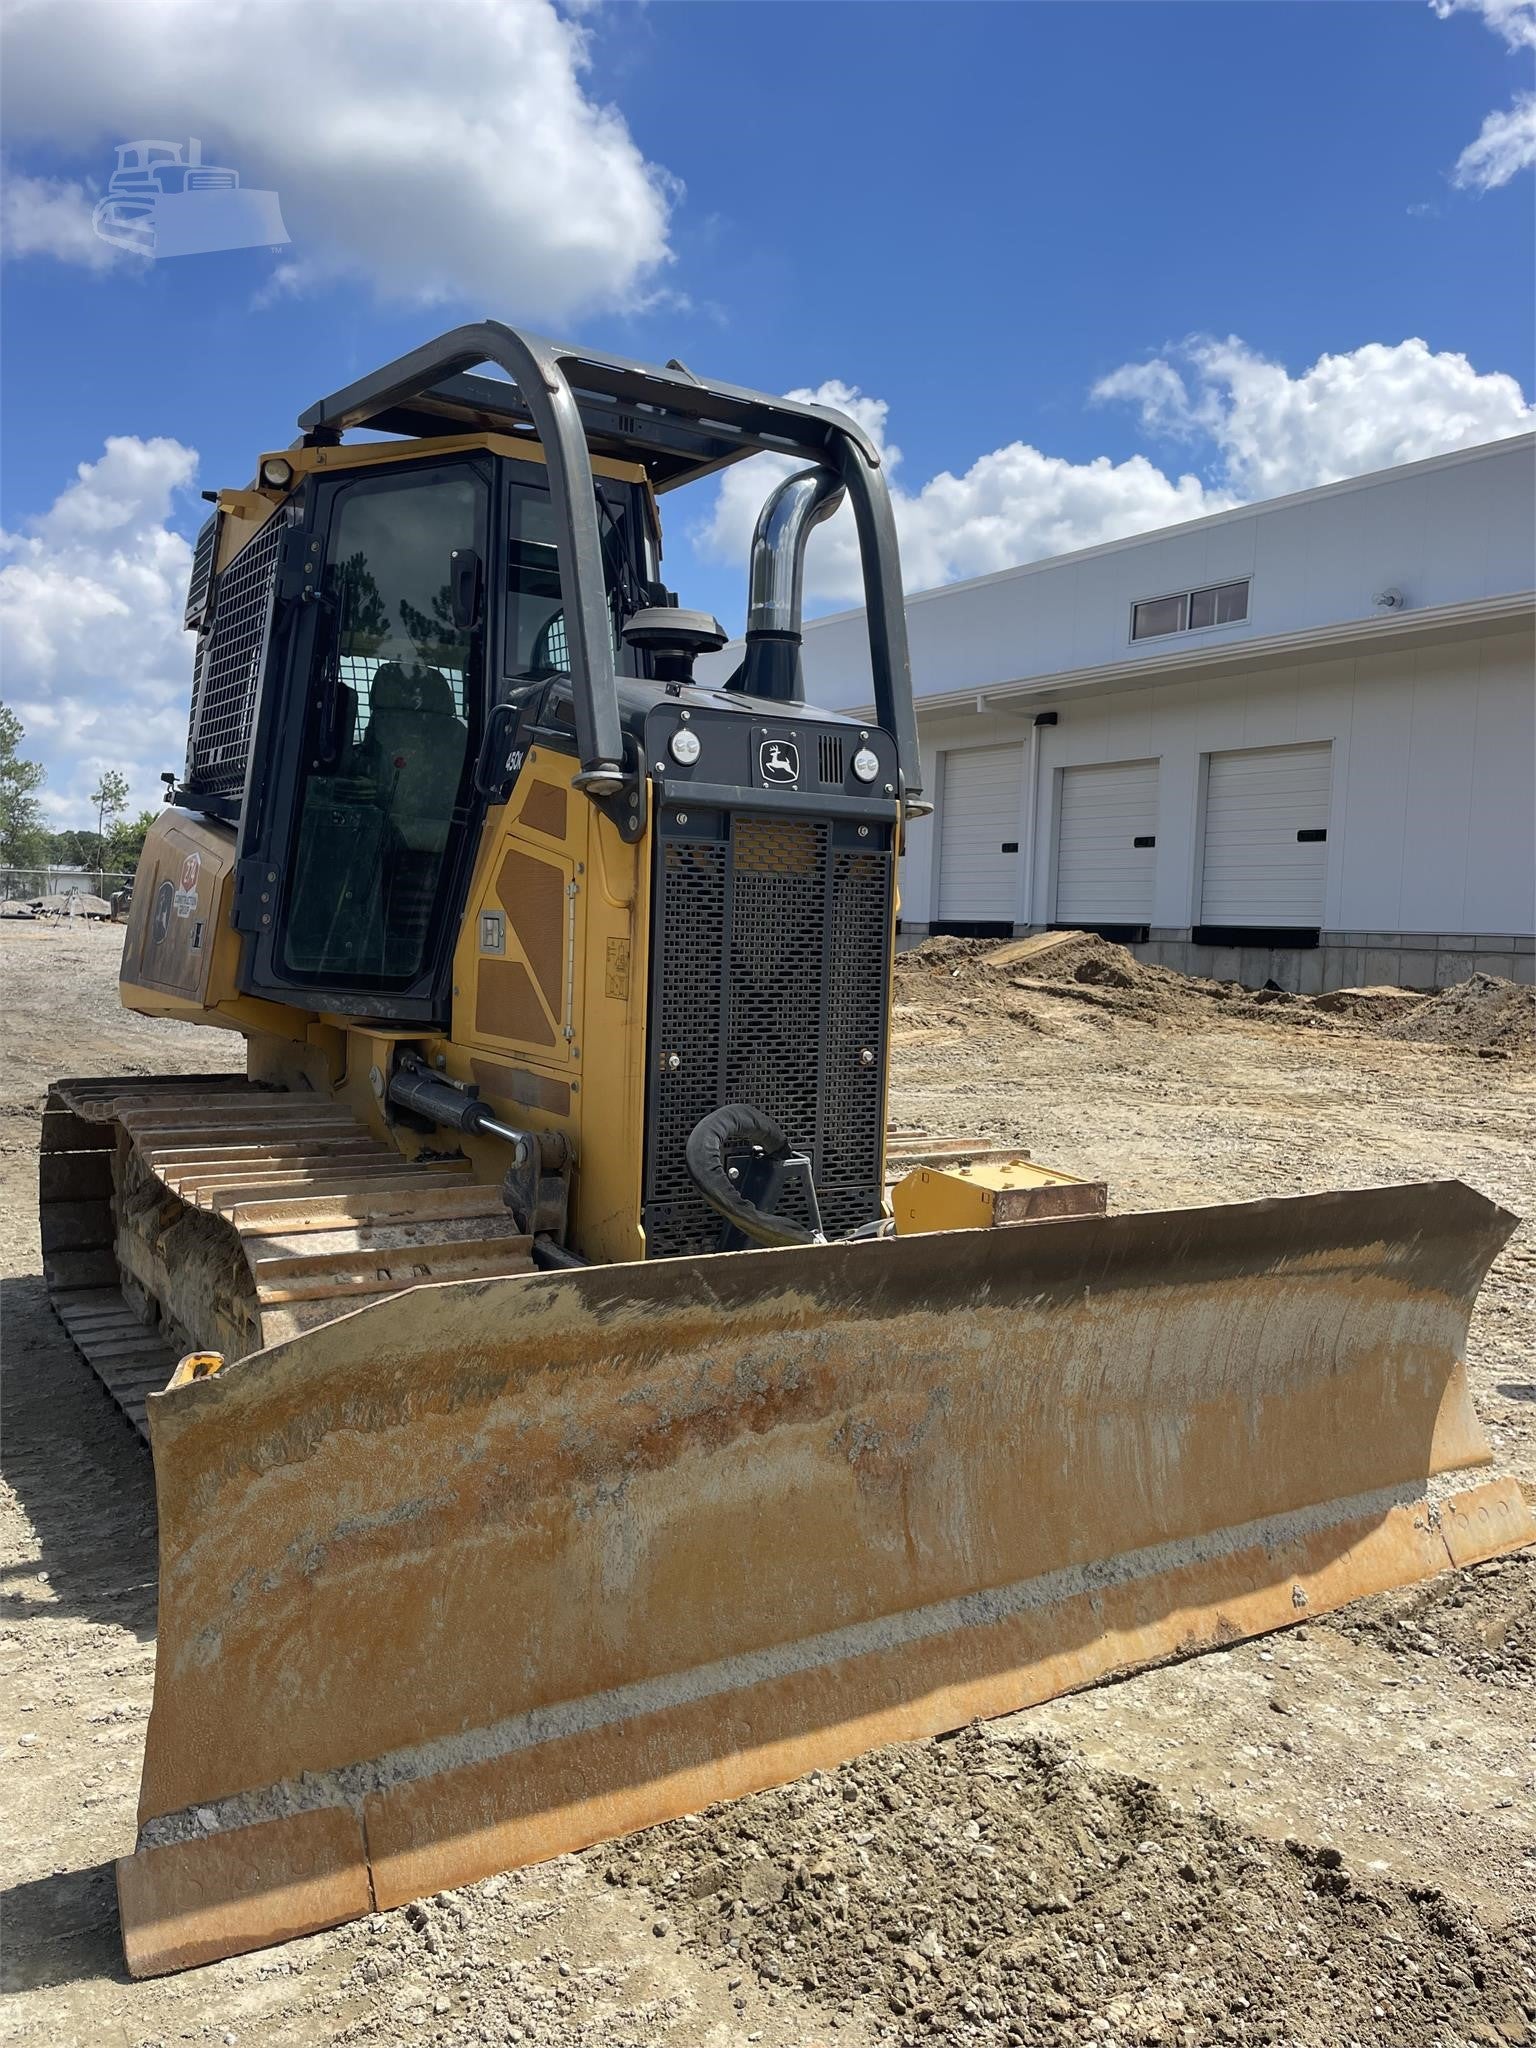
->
[356,662,469,977]
[360,664,468,853]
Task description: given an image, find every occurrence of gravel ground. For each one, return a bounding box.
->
[3,922,1533,2048]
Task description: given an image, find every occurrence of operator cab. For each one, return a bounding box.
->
[273,455,658,994]
[196,447,664,1018]
[172,326,924,1029]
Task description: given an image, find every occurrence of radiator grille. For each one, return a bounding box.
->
[728,818,828,1179]
[817,732,845,786]
[822,849,890,1195]
[645,810,892,1257]
[648,839,727,1212]
[185,509,285,797]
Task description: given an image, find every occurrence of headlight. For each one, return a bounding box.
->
[260,456,294,488]
[852,746,880,783]
[669,727,701,765]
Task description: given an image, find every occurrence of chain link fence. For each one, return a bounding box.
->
[1,867,133,909]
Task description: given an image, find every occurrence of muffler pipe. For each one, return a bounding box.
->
[736,466,845,703]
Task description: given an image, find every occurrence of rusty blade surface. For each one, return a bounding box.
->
[120,1180,1533,1975]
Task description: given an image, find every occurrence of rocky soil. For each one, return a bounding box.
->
[608,1727,1535,2048]
[4,921,1534,2048]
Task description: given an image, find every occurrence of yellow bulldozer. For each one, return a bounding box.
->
[40,324,1533,1977]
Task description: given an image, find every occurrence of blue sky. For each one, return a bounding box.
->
[1,0,1532,823]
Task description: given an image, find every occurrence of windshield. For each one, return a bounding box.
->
[504,480,633,682]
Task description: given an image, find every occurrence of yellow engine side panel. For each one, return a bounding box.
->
[447,750,651,1266]
[120,810,302,1041]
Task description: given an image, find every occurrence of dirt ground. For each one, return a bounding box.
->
[3,921,1533,2048]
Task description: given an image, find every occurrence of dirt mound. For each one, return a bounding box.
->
[897,930,1255,1032]
[1382,972,1535,1055]
[899,932,1001,966]
[1311,984,1424,1024]
[899,936,1536,1053]
[607,1727,1536,2046]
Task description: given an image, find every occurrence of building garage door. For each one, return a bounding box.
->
[1054,759,1158,929]
[1199,742,1331,930]
[937,745,1026,926]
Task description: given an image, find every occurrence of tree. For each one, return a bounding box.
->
[90,768,131,875]
[45,828,95,869]
[337,554,390,652]
[398,583,464,669]
[0,702,49,868]
[105,809,159,874]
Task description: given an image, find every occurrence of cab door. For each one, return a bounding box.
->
[235,457,491,1021]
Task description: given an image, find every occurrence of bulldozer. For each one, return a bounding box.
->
[40,323,1533,1977]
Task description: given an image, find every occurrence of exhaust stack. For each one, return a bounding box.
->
[736,466,845,703]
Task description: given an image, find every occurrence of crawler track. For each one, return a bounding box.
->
[40,1073,534,1440]
[38,1079,1035,1445]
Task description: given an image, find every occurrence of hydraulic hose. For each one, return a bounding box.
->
[684,1103,823,1248]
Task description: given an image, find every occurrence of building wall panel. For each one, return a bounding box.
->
[1463,642,1536,935]
[1398,649,1478,933]
[708,438,1535,947]
[913,630,1532,942]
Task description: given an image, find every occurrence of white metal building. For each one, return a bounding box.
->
[714,433,1536,992]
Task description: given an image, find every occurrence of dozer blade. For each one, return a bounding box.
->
[118,1180,1533,1976]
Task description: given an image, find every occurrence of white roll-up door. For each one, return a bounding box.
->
[1054,759,1159,926]
[937,745,1026,923]
[1199,742,1332,927]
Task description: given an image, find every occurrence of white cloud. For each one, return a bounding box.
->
[697,381,1228,609]
[0,437,198,824]
[1451,90,1536,188]
[9,338,1529,810]
[0,0,677,317]
[0,162,127,270]
[1095,335,1534,498]
[1430,0,1536,51]
[1430,0,1536,187]
[697,336,1532,606]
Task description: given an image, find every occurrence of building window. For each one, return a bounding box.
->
[1130,593,1187,640]
[1132,579,1249,641]
[1188,580,1249,629]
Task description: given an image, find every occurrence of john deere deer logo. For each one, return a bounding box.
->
[760,740,799,785]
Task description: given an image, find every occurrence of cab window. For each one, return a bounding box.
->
[281,466,485,986]
[503,478,634,683]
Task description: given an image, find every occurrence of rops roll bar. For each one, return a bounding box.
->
[297,322,923,802]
